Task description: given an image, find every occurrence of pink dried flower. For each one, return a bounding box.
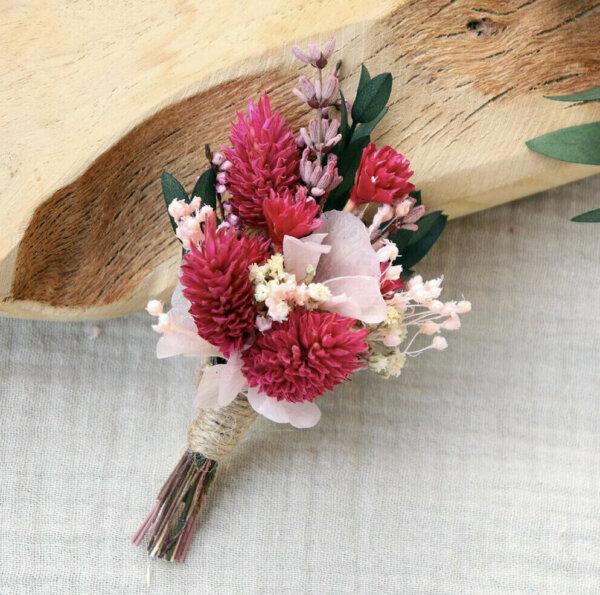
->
[146,300,164,316]
[432,336,448,350]
[299,117,342,154]
[293,75,339,109]
[168,199,191,221]
[389,197,426,232]
[223,94,299,229]
[292,37,335,69]
[262,186,322,249]
[180,212,271,357]
[348,143,415,207]
[175,215,202,251]
[299,149,343,199]
[241,308,368,403]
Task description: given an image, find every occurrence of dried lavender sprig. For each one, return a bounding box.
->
[299,118,342,154]
[292,37,342,165]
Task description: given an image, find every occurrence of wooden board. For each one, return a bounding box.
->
[1,0,599,321]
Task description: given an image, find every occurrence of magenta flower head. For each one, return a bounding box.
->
[349,143,415,207]
[223,94,299,229]
[262,186,322,249]
[180,213,271,357]
[241,308,368,403]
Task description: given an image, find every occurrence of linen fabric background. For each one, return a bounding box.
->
[1,175,599,594]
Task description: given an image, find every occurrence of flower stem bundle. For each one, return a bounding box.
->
[133,394,256,561]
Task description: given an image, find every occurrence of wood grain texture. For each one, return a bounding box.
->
[1,0,599,320]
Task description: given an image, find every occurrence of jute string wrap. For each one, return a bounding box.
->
[187,392,257,462]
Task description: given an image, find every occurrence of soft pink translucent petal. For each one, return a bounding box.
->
[308,211,386,323]
[246,388,321,427]
[283,233,331,281]
[281,400,321,428]
[168,283,198,333]
[156,282,220,358]
[170,282,189,312]
[322,276,387,323]
[246,387,290,423]
[218,352,247,407]
[168,309,198,334]
[314,211,381,281]
[156,333,220,359]
[194,364,223,408]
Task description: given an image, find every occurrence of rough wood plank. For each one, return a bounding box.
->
[1,0,599,320]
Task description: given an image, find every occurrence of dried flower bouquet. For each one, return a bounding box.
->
[133,38,470,561]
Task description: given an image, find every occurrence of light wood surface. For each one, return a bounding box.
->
[1,0,599,320]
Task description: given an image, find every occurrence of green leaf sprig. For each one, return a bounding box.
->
[526,85,600,222]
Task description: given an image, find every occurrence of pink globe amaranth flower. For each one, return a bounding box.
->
[223,94,299,229]
[241,308,369,403]
[263,186,322,249]
[349,142,415,207]
[180,213,271,358]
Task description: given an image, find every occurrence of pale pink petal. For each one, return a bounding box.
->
[168,309,198,334]
[156,333,220,358]
[156,282,221,358]
[318,293,362,320]
[281,400,321,428]
[194,364,223,408]
[283,233,331,280]
[167,283,199,333]
[322,276,387,323]
[246,387,290,423]
[170,282,189,312]
[218,352,247,407]
[314,211,381,281]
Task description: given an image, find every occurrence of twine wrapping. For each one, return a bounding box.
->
[187,392,257,462]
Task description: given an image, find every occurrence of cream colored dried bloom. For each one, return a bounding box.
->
[387,350,406,377]
[367,353,389,374]
[254,284,269,302]
[307,283,332,302]
[385,305,403,326]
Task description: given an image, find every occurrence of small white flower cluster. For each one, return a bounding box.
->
[365,275,471,378]
[249,254,332,328]
[168,198,214,251]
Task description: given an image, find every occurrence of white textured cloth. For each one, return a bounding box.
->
[1,176,599,594]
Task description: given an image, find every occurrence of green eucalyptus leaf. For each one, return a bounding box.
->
[546,85,600,102]
[571,208,600,222]
[388,208,441,257]
[161,171,188,203]
[192,168,217,210]
[353,106,388,141]
[338,89,350,151]
[161,171,188,233]
[526,122,600,165]
[389,229,413,255]
[357,64,371,96]
[351,72,392,124]
[396,213,447,270]
[406,211,444,246]
[324,137,370,211]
